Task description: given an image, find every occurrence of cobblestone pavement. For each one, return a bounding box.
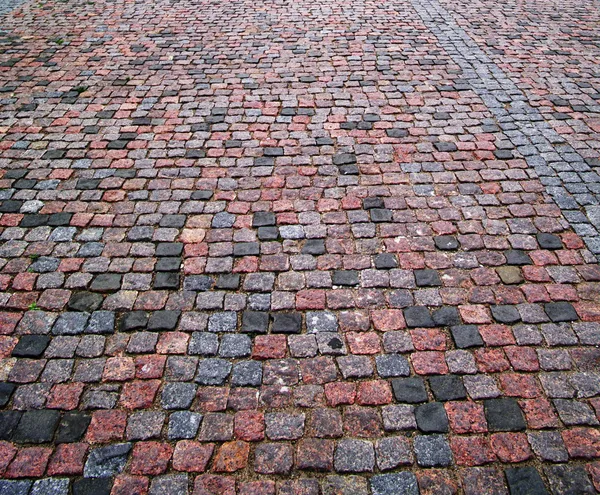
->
[0,0,599,492]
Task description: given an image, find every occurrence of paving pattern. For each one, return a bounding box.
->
[0,0,599,493]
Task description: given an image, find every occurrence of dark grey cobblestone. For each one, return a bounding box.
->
[84,443,132,477]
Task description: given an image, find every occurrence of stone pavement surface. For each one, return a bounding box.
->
[0,0,599,492]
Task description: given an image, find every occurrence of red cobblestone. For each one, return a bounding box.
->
[86,410,127,443]
[130,442,174,475]
[5,447,52,478]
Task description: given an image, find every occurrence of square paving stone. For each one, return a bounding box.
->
[56,412,91,443]
[53,312,89,335]
[17,311,57,335]
[0,382,16,407]
[127,226,153,241]
[90,273,122,292]
[154,272,180,290]
[289,335,318,358]
[544,464,595,495]
[20,214,48,227]
[231,361,263,387]
[403,306,435,328]
[505,467,549,495]
[84,442,132,477]
[31,478,70,495]
[219,334,252,358]
[370,208,393,223]
[148,310,180,331]
[254,443,294,475]
[200,291,229,311]
[168,411,202,440]
[370,473,419,495]
[12,335,50,357]
[258,226,279,241]
[73,478,112,495]
[434,236,459,250]
[188,332,219,356]
[156,257,181,272]
[190,190,212,200]
[199,413,233,442]
[4,169,28,179]
[156,242,183,257]
[496,266,524,285]
[302,239,326,255]
[540,323,578,346]
[48,212,72,226]
[0,411,22,440]
[149,474,188,495]
[339,165,359,175]
[338,355,373,379]
[484,398,526,431]
[208,312,237,332]
[414,435,453,467]
[537,233,563,250]
[316,333,347,355]
[374,253,398,269]
[68,291,103,312]
[505,249,532,265]
[381,405,417,431]
[383,331,414,353]
[160,214,186,228]
[334,439,375,472]
[306,311,338,332]
[414,269,441,287]
[86,311,115,334]
[434,141,457,152]
[415,402,449,433]
[161,382,197,409]
[332,270,359,286]
[450,325,484,348]
[195,358,232,385]
[30,256,60,273]
[375,436,413,470]
[77,242,104,257]
[215,274,240,290]
[322,476,368,495]
[127,332,158,353]
[527,431,568,463]
[0,481,33,495]
[241,311,269,333]
[392,377,429,403]
[13,409,61,443]
[272,312,302,333]
[166,356,197,382]
[333,153,357,165]
[234,242,260,256]
[120,311,149,331]
[544,302,578,322]
[307,408,343,438]
[252,211,276,227]
[265,412,305,440]
[248,294,271,311]
[432,306,461,326]
[296,438,334,471]
[491,305,521,324]
[429,375,467,401]
[376,354,410,378]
